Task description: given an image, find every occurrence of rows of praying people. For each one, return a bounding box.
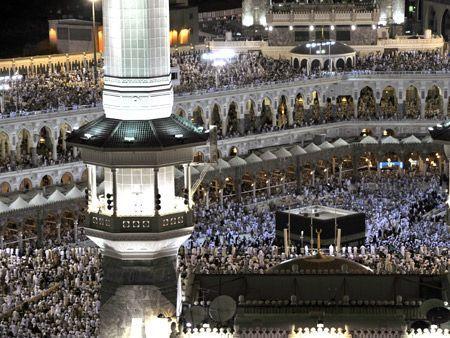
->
[178,172,449,276]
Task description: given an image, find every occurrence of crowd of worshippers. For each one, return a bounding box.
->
[0,66,102,116]
[354,50,450,73]
[0,244,101,337]
[0,50,448,116]
[177,172,449,276]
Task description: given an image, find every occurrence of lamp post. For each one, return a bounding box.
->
[90,0,98,86]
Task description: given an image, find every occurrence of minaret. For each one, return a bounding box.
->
[67,0,208,336]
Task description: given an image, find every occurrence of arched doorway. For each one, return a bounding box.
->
[1,182,11,194]
[261,97,273,128]
[60,172,74,186]
[358,87,376,119]
[19,178,33,192]
[211,104,222,135]
[336,59,345,71]
[337,96,354,120]
[245,99,257,132]
[192,106,205,128]
[176,108,186,118]
[227,102,239,135]
[311,91,320,123]
[405,86,420,118]
[17,129,32,159]
[380,86,397,119]
[37,126,54,159]
[40,175,53,188]
[277,95,289,128]
[58,123,72,157]
[300,59,308,72]
[294,93,305,125]
[425,85,443,118]
[346,57,353,69]
[311,59,321,72]
[0,132,11,162]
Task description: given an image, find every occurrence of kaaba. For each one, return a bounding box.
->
[276,205,366,247]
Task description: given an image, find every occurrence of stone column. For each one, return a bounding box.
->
[74,220,78,243]
[56,222,61,242]
[205,190,210,209]
[88,165,98,210]
[36,218,44,248]
[18,231,23,254]
[219,189,224,206]
[295,162,302,193]
[72,146,78,158]
[252,182,256,199]
[31,147,38,166]
[0,140,5,160]
[420,99,425,119]
[235,177,242,201]
[0,234,3,250]
[267,178,272,197]
[52,141,58,162]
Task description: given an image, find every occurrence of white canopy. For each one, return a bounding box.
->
[332,138,349,147]
[319,141,335,150]
[190,166,200,175]
[274,147,292,158]
[304,143,321,153]
[360,136,378,144]
[381,136,400,144]
[260,150,277,161]
[228,156,247,167]
[65,186,84,199]
[245,153,263,163]
[48,189,67,202]
[9,196,29,210]
[29,193,48,206]
[175,168,184,179]
[290,145,307,156]
[401,135,422,144]
[216,158,231,169]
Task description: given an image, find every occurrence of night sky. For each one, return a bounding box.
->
[0,0,237,59]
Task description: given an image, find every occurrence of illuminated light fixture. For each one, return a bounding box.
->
[268,26,273,31]
[311,43,317,48]
[124,136,135,142]
[436,124,442,128]
[306,43,311,48]
[289,25,293,31]
[372,24,377,30]
[174,134,184,139]
[330,25,335,31]
[351,25,357,31]
[309,25,314,31]
[428,127,433,131]
[84,133,93,139]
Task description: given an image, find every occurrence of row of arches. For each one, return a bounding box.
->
[175,84,447,135]
[0,170,86,194]
[293,57,354,72]
[0,121,87,166]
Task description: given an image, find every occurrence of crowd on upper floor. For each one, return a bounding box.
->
[0,50,448,118]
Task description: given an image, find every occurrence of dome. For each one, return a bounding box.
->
[268,253,373,274]
[291,41,355,56]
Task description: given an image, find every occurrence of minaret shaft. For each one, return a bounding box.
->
[103,0,173,120]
